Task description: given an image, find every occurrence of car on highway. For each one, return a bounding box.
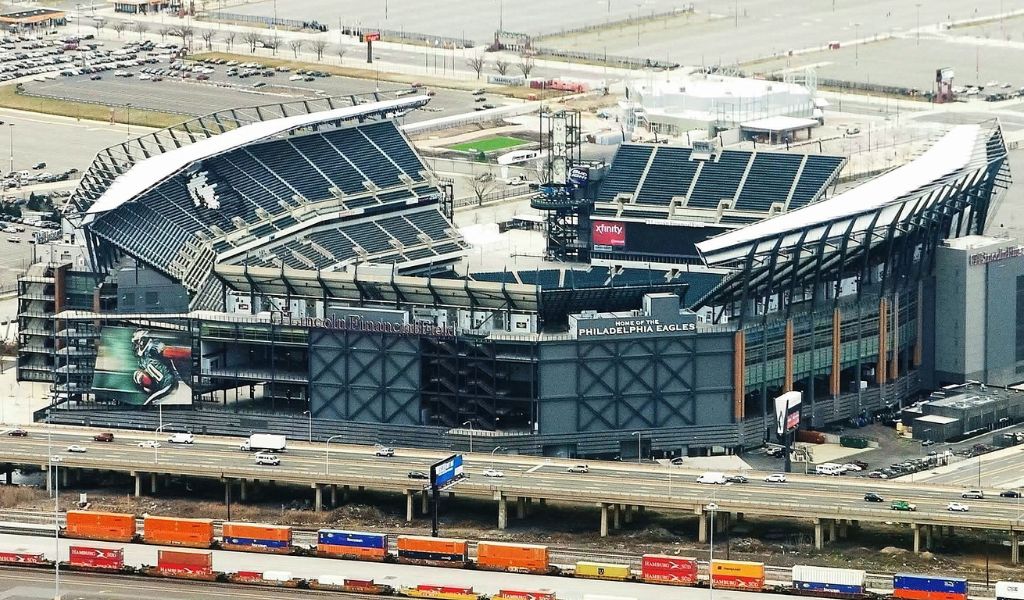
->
[961,489,985,499]
[137,440,160,448]
[727,474,749,484]
[764,473,786,483]
[1000,490,1021,498]
[66,445,87,453]
[167,433,194,444]
[92,432,113,442]
[864,492,884,502]
[7,428,27,437]
[482,468,504,478]
[890,500,917,511]
[407,471,428,480]
[946,501,970,512]
[254,452,279,466]
[567,464,590,474]
[50,455,62,462]
[374,445,395,457]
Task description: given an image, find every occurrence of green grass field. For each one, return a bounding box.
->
[448,136,527,153]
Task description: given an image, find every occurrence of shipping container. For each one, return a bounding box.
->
[793,565,866,597]
[641,554,698,585]
[893,574,968,600]
[144,516,215,548]
[263,571,292,582]
[574,561,631,581]
[476,541,549,574]
[221,522,292,554]
[396,535,468,566]
[316,529,388,560]
[156,549,214,579]
[997,581,1024,600]
[0,552,47,565]
[418,585,475,593]
[234,571,262,582]
[400,586,481,600]
[711,560,765,591]
[495,590,557,600]
[65,511,136,542]
[68,546,123,571]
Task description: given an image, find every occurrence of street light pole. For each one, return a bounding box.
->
[8,123,14,174]
[462,421,473,453]
[324,434,344,475]
[54,456,60,600]
[916,4,921,46]
[631,431,641,464]
[708,502,718,600]
[303,410,312,443]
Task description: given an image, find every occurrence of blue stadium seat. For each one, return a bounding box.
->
[735,152,803,211]
[687,151,752,209]
[635,147,697,205]
[597,145,654,201]
[790,155,845,208]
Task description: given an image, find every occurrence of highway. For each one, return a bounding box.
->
[2,427,1024,544]
[0,531,803,600]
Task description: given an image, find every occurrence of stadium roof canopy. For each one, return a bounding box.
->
[84,95,431,222]
[694,121,1011,316]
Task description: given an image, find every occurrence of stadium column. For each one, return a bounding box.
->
[784,319,794,392]
[914,281,924,368]
[733,332,746,420]
[877,298,888,385]
[890,293,900,379]
[830,308,841,397]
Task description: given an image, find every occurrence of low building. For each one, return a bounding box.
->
[108,0,177,15]
[0,8,66,30]
[909,383,1024,441]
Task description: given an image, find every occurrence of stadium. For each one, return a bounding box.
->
[17,91,1012,459]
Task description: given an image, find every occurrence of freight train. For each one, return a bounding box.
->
[25,510,1015,600]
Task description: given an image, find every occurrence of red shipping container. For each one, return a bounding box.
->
[0,552,46,565]
[346,579,376,587]
[69,546,123,570]
[235,570,262,581]
[642,554,698,585]
[497,590,557,600]
[418,585,474,594]
[157,549,213,576]
[895,591,967,600]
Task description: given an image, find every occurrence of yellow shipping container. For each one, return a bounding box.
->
[711,559,765,579]
[574,561,631,580]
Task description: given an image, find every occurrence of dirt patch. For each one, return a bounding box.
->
[0,83,186,129]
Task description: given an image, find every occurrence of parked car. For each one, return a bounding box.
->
[921,439,935,446]
[864,492,884,502]
[31,162,45,169]
[947,501,970,512]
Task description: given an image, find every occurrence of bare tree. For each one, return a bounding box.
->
[335,45,347,64]
[223,31,236,51]
[470,172,497,206]
[172,25,194,52]
[243,31,261,53]
[312,39,327,61]
[132,21,149,39]
[466,56,486,79]
[288,39,303,58]
[158,26,172,42]
[201,30,215,51]
[517,54,535,78]
[494,58,509,76]
[111,21,128,39]
[264,34,280,56]
[93,19,105,35]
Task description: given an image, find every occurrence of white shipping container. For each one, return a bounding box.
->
[317,575,347,587]
[582,596,638,600]
[996,581,1024,600]
[792,565,866,586]
[263,571,292,582]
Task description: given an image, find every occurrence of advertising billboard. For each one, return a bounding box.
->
[431,454,464,489]
[91,326,192,406]
[568,166,590,188]
[774,391,802,437]
[591,220,626,249]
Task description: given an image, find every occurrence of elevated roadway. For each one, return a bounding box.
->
[1,427,1022,561]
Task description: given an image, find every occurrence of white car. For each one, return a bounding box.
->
[374,446,395,457]
[842,463,863,472]
[482,468,504,478]
[66,445,87,453]
[137,440,160,448]
[947,501,970,512]
[764,473,787,483]
[50,455,62,462]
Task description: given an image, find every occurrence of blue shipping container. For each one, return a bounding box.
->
[223,536,290,549]
[895,575,968,594]
[796,581,865,596]
[317,530,387,549]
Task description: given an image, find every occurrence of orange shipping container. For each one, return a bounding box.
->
[144,516,215,548]
[476,541,549,574]
[221,522,291,553]
[397,535,468,556]
[65,511,136,542]
[711,559,765,591]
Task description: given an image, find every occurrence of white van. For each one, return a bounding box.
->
[696,472,727,485]
[167,433,194,444]
[815,463,844,476]
[255,452,280,466]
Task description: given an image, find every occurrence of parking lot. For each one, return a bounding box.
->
[21,39,500,121]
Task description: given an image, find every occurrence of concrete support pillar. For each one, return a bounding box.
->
[150,472,157,494]
[525,497,533,515]
[358,485,365,492]
[421,490,429,515]
[698,512,708,544]
[599,504,609,538]
[134,473,141,497]
[497,495,507,530]
[224,480,230,505]
[343,485,350,502]
[240,480,248,502]
[912,523,920,554]
[1012,531,1019,565]
[624,504,633,524]
[61,468,68,488]
[735,512,743,521]
[405,490,414,523]
[814,518,823,549]
[925,524,933,550]
[612,503,621,530]
[516,496,526,519]
[838,519,848,539]
[851,519,859,529]
[828,518,837,542]
[539,498,546,506]
[716,512,728,533]
[330,484,337,507]
[638,505,645,514]
[314,484,323,513]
